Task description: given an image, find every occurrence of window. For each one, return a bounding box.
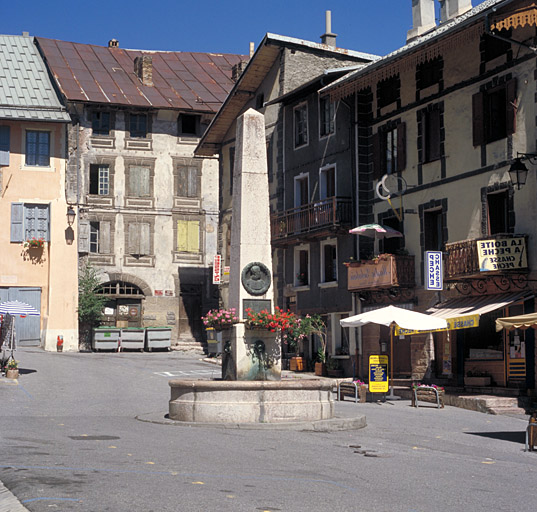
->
[177,220,200,253]
[127,222,151,255]
[420,106,441,163]
[89,164,110,195]
[129,113,148,138]
[25,131,50,166]
[472,79,516,146]
[178,114,200,137]
[423,209,444,251]
[294,244,310,287]
[372,123,406,179]
[92,111,111,136]
[89,221,111,254]
[321,239,337,283]
[294,174,309,207]
[10,203,50,242]
[294,103,308,148]
[319,96,335,137]
[177,165,198,198]
[382,216,404,254]
[128,166,150,197]
[0,125,10,166]
[487,191,509,235]
[377,76,400,109]
[320,166,336,199]
[255,93,265,111]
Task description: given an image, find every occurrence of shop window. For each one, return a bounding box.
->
[461,309,504,360]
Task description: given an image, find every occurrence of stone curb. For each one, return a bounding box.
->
[135,411,367,431]
[0,481,29,512]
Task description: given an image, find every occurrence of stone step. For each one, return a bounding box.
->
[487,405,528,415]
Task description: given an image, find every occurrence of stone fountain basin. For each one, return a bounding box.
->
[169,379,334,424]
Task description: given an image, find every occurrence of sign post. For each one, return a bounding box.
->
[369,354,389,400]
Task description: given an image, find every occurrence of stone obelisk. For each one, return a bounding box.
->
[224,108,280,380]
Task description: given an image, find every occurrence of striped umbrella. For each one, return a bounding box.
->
[349,223,403,239]
[0,300,40,317]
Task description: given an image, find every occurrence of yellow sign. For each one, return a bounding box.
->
[477,237,527,272]
[394,314,480,336]
[369,355,389,393]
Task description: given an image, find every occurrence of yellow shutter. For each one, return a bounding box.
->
[177,220,188,251]
[187,221,200,252]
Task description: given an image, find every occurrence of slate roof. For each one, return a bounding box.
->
[0,34,70,122]
[36,37,247,113]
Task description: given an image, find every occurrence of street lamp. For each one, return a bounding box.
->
[508,152,537,190]
[66,206,76,226]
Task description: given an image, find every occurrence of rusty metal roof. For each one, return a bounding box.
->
[36,37,247,113]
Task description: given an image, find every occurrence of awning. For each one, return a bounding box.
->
[395,291,532,335]
[496,312,537,332]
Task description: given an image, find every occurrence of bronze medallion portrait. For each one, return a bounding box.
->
[241,262,271,296]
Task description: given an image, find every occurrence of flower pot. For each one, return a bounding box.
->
[315,362,326,376]
[290,356,304,372]
[6,369,19,379]
[359,385,367,403]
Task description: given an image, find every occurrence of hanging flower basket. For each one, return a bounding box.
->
[24,237,45,249]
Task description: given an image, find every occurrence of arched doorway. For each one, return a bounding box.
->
[96,281,145,328]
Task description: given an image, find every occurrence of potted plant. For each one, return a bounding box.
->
[315,347,327,376]
[24,237,45,249]
[464,370,491,387]
[6,359,19,379]
[326,357,343,378]
[201,308,239,330]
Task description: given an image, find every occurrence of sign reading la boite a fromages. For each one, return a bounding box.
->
[477,237,527,272]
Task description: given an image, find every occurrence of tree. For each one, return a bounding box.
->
[78,263,107,349]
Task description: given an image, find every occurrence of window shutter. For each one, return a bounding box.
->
[99,221,111,254]
[187,167,198,197]
[36,204,50,241]
[506,78,517,136]
[128,223,138,254]
[177,220,188,251]
[472,91,485,146]
[187,221,200,252]
[397,122,406,172]
[177,166,187,197]
[78,219,90,253]
[140,223,150,255]
[24,205,37,240]
[10,202,24,242]
[129,166,150,196]
[372,132,382,180]
[0,126,10,166]
[428,109,441,162]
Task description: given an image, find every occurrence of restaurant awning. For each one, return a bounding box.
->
[495,312,537,332]
[395,291,533,335]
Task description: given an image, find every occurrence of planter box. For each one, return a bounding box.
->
[412,387,445,408]
[6,369,19,379]
[315,362,326,376]
[464,376,491,387]
[290,356,304,371]
[338,382,367,403]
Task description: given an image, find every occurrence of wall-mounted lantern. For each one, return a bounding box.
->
[508,152,537,190]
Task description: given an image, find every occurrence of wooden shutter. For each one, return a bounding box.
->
[140,223,150,255]
[177,220,188,251]
[177,166,187,197]
[187,167,198,197]
[0,125,10,166]
[506,78,517,136]
[78,219,90,253]
[371,132,381,180]
[187,221,200,252]
[99,221,111,254]
[129,222,150,255]
[427,109,441,162]
[472,91,485,146]
[10,202,24,242]
[128,223,138,254]
[397,122,406,172]
[24,205,37,240]
[36,204,50,241]
[129,166,150,196]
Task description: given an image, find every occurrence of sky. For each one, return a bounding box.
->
[2,0,489,57]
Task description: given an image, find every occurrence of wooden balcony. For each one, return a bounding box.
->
[270,197,352,245]
[347,254,415,291]
[445,235,528,280]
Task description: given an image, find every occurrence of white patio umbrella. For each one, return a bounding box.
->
[341,306,447,398]
[0,300,40,317]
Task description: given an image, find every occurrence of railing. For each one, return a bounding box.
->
[347,254,415,291]
[270,197,353,241]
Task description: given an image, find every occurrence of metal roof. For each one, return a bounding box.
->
[36,37,246,113]
[195,33,379,156]
[0,34,70,122]
[321,0,510,97]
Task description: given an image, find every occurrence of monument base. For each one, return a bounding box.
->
[168,380,334,423]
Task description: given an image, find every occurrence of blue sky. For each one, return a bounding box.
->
[2,0,488,57]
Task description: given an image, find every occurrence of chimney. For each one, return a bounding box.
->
[407,0,436,42]
[439,0,472,24]
[134,55,153,87]
[321,10,337,48]
[108,39,119,48]
[231,60,248,82]
[22,31,30,37]
[249,42,255,58]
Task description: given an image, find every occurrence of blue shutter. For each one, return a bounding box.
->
[0,126,10,166]
[36,204,50,241]
[10,203,24,242]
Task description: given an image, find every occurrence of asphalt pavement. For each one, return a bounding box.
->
[1,347,535,512]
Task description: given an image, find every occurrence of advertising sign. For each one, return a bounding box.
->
[477,237,527,272]
[213,254,222,284]
[425,251,443,290]
[348,260,393,290]
[369,355,389,393]
[394,314,479,336]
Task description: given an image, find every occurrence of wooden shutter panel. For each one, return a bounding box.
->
[140,223,150,255]
[372,132,382,180]
[428,109,441,162]
[36,204,50,241]
[99,221,111,254]
[10,202,24,242]
[177,220,187,251]
[0,126,10,166]
[187,167,198,197]
[78,219,90,253]
[506,78,517,136]
[187,221,200,252]
[177,166,187,197]
[397,122,406,172]
[24,204,37,240]
[128,223,138,254]
[472,91,485,146]
[129,166,150,196]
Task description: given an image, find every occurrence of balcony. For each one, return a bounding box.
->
[271,197,353,245]
[346,254,415,291]
[445,235,528,280]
